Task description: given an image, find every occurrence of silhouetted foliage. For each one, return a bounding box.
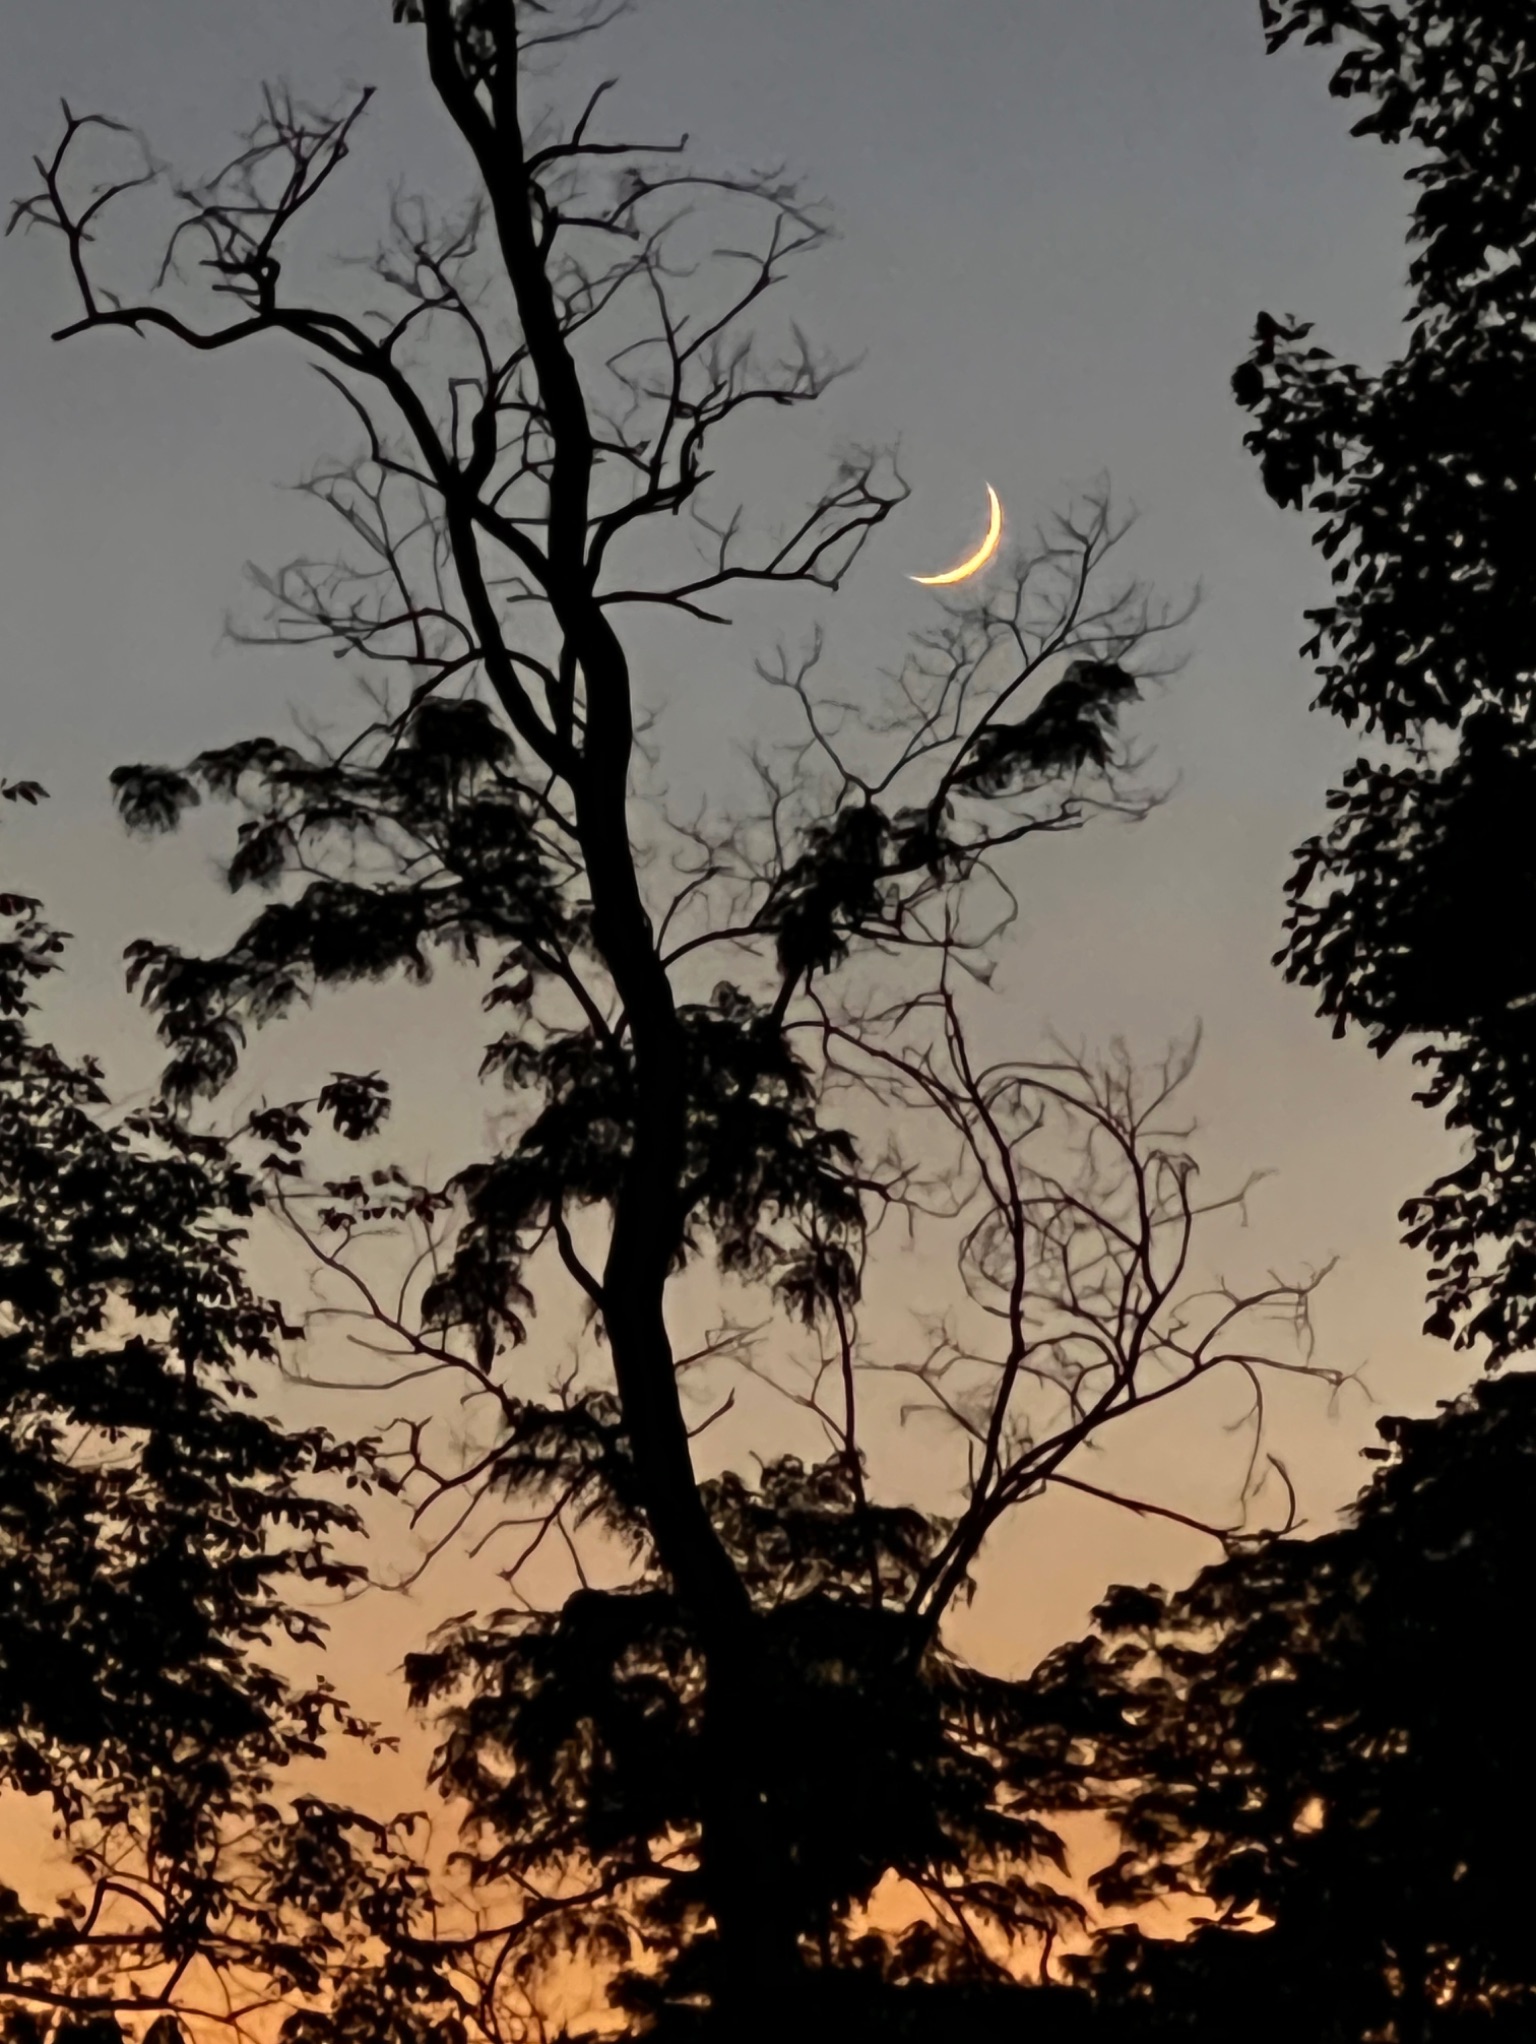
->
[1,787,434,2033]
[1064,1371,1536,2041]
[15,5,1336,2037]
[954,660,1141,794]
[404,1452,1126,2030]
[1235,0,1536,1359]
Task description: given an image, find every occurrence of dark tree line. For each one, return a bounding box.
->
[1057,2,1536,2035]
[1065,1369,1536,2041]
[1,778,427,2031]
[1236,0,1536,1359]
[4,1,1532,2040]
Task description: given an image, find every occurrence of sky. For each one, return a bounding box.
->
[0,0,1470,1705]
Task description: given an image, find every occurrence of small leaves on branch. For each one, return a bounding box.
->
[1237,0,1536,1360]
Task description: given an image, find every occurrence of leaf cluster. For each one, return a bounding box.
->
[1066,1371,1536,2039]
[405,1449,1110,2023]
[1,800,418,2021]
[112,697,572,1105]
[1233,0,1536,1357]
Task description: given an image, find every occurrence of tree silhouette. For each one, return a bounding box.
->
[1076,11,1536,2033]
[1062,1369,1536,2042]
[1,781,433,2037]
[1232,0,1536,1361]
[15,6,1338,2034]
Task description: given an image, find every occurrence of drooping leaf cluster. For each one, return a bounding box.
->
[110,695,880,1358]
[760,658,1140,980]
[1067,1371,1536,2041]
[112,697,573,1104]
[406,1450,1116,2029]
[441,980,863,1350]
[1234,0,1536,1357]
[953,661,1141,796]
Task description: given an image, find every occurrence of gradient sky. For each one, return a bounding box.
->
[0,0,1469,1690]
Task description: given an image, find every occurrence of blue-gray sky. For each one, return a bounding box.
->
[0,0,1462,1664]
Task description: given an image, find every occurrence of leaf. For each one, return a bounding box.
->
[109,762,201,833]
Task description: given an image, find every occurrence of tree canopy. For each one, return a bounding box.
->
[1067,1367,1536,2042]
[1234,0,1536,1359]
[1,778,419,2031]
[1049,14,1536,2031]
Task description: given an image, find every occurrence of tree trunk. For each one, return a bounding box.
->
[699,1649,806,2041]
[420,16,811,2019]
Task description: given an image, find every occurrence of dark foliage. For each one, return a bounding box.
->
[446,982,865,1349]
[954,661,1140,795]
[112,699,569,1106]
[1,788,419,2025]
[1067,1371,1536,2041]
[598,1975,1117,2044]
[405,1452,1116,2025]
[759,656,1140,979]
[1234,0,1536,1357]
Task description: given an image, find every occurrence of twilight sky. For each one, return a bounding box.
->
[0,0,1467,1680]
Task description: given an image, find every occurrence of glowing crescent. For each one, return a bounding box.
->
[908,484,1003,586]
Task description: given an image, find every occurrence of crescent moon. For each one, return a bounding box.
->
[908,484,1003,586]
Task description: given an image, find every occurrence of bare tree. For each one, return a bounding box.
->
[14,5,1335,2035]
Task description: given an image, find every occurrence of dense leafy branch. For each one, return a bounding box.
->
[1062,1369,1536,2041]
[1233,0,1536,1361]
[1,791,444,2038]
